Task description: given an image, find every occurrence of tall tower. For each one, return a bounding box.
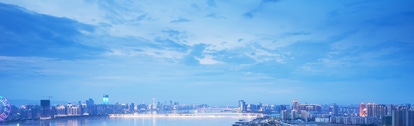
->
[377,104,387,117]
[367,103,374,116]
[152,98,157,110]
[292,99,299,111]
[102,94,109,105]
[239,100,246,112]
[40,100,51,117]
[330,104,339,116]
[407,110,414,126]
[86,98,94,106]
[392,110,406,126]
[360,103,367,117]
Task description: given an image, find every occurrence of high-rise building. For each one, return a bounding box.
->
[360,103,367,117]
[40,100,51,117]
[393,110,407,126]
[291,110,298,120]
[56,105,66,116]
[86,98,94,106]
[388,104,396,116]
[129,103,135,113]
[103,94,109,105]
[330,104,339,116]
[41,100,50,109]
[407,110,414,126]
[300,110,309,122]
[239,100,246,112]
[389,106,414,126]
[292,99,299,111]
[377,104,387,117]
[281,110,289,120]
[315,105,322,114]
[152,98,156,110]
[365,103,387,117]
[67,103,73,116]
[381,116,392,126]
[367,103,375,117]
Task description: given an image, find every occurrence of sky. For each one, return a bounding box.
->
[0,0,413,106]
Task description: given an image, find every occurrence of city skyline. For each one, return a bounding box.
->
[1,0,414,105]
[1,96,413,125]
[6,96,413,108]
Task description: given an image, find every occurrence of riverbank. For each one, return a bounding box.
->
[109,113,263,119]
[0,115,109,124]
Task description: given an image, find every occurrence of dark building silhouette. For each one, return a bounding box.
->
[40,100,51,118]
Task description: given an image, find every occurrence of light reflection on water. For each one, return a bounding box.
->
[1,116,248,126]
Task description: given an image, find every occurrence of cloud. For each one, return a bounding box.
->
[205,12,226,19]
[243,11,255,19]
[262,0,279,3]
[243,0,279,19]
[213,49,256,65]
[206,0,216,8]
[181,43,207,65]
[96,0,147,24]
[170,17,191,23]
[196,55,221,65]
[161,29,189,43]
[1,0,414,104]
[104,49,138,57]
[153,38,189,52]
[0,3,101,59]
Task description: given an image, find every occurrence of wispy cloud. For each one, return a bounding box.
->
[243,0,279,19]
[170,17,191,23]
[196,55,221,65]
[206,0,217,8]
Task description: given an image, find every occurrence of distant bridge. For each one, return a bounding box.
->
[196,107,237,111]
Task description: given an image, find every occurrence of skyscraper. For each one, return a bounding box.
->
[40,100,50,108]
[239,100,246,112]
[292,99,298,111]
[360,103,367,117]
[330,104,339,116]
[281,110,289,120]
[388,104,396,116]
[152,98,157,110]
[86,98,94,106]
[407,110,414,126]
[103,94,109,105]
[393,110,407,126]
[367,103,374,116]
[377,104,387,117]
[291,110,298,120]
[365,103,387,117]
[40,100,51,118]
[129,103,135,113]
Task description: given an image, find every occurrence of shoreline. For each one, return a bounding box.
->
[0,115,109,124]
[0,113,263,124]
[109,113,264,118]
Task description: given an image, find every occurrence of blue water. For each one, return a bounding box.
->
[0,117,242,126]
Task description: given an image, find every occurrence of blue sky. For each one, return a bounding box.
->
[0,0,413,106]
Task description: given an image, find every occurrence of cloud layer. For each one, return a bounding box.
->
[0,0,413,105]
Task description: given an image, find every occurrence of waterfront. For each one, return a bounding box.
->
[0,113,259,126]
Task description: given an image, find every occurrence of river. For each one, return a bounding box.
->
[0,113,260,126]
